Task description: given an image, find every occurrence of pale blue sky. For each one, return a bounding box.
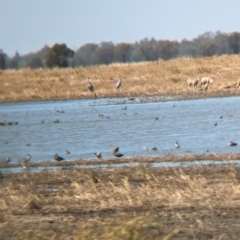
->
[1,0,240,56]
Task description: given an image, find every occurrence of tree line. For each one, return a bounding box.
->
[1,31,240,69]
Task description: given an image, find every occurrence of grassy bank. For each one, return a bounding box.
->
[1,164,240,239]
[0,54,240,103]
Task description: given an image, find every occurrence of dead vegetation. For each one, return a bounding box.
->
[1,163,240,239]
[1,55,240,103]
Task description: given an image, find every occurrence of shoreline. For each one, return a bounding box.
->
[1,153,240,172]
[0,91,240,105]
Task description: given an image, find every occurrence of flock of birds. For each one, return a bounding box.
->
[3,139,238,169]
[53,146,124,162]
[2,146,126,170]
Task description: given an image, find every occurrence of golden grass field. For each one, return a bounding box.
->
[1,55,240,239]
[1,162,240,239]
[0,54,240,103]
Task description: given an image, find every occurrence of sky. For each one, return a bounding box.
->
[1,0,240,57]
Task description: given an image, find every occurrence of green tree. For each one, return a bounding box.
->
[179,39,196,57]
[29,57,43,69]
[0,50,7,69]
[139,38,158,61]
[114,42,131,62]
[45,43,74,68]
[73,43,99,66]
[196,39,219,57]
[95,42,114,64]
[156,40,179,60]
[228,32,240,54]
[8,52,20,69]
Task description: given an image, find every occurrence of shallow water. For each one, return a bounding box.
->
[1,96,240,166]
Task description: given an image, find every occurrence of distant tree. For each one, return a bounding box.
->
[228,32,240,54]
[128,42,145,62]
[179,39,196,57]
[114,42,131,62]
[95,42,114,64]
[73,43,99,66]
[156,40,179,60]
[8,52,20,69]
[214,31,229,55]
[196,39,219,57]
[139,38,158,61]
[0,50,7,69]
[29,57,43,69]
[45,43,74,68]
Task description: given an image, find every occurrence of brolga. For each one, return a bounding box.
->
[87,78,94,92]
[175,141,180,148]
[146,147,157,151]
[93,152,102,159]
[116,76,121,89]
[229,141,237,146]
[54,154,65,161]
[21,154,31,162]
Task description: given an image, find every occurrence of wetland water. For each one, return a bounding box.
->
[1,96,240,168]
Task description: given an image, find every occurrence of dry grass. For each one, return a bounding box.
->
[1,55,240,103]
[1,163,240,239]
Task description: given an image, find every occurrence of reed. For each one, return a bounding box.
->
[1,164,240,239]
[1,55,240,103]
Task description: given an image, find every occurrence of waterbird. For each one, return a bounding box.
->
[21,154,31,162]
[175,141,180,149]
[87,78,94,92]
[40,119,44,124]
[54,154,65,161]
[4,157,10,163]
[113,146,119,153]
[229,141,237,146]
[214,123,217,126]
[146,147,158,151]
[52,119,60,123]
[21,161,29,170]
[116,76,121,89]
[114,152,124,158]
[93,152,102,159]
[65,150,70,154]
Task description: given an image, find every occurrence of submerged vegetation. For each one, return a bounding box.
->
[0,54,240,103]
